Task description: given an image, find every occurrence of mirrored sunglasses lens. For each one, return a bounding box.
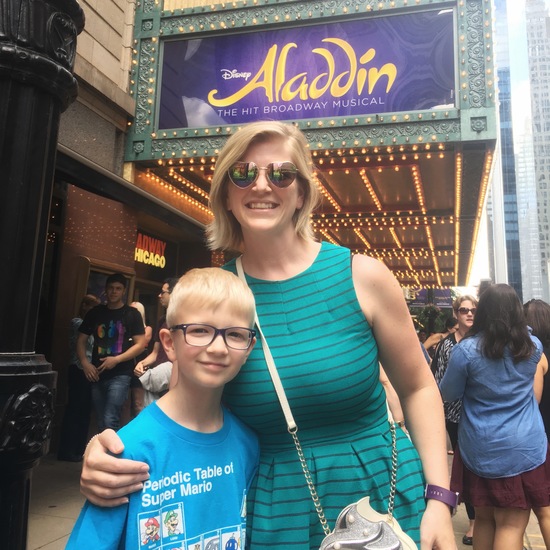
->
[228,162,257,188]
[269,162,297,188]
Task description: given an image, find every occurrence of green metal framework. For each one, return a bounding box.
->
[125,0,497,162]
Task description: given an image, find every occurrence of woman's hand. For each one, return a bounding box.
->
[420,500,457,549]
[80,430,150,507]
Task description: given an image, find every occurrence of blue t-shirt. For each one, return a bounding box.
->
[67,402,259,549]
[440,333,546,478]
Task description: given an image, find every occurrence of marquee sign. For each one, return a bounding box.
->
[134,231,178,281]
[158,9,455,129]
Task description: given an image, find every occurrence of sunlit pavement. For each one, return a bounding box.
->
[27,453,546,549]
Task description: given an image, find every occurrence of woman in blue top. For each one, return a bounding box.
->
[80,121,455,549]
[441,283,550,550]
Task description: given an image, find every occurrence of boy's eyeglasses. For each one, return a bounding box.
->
[170,323,256,350]
[457,307,476,315]
[227,161,298,189]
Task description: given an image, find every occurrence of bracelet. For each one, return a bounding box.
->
[424,484,459,515]
[395,419,406,428]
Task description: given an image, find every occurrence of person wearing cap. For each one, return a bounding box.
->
[142,516,160,543]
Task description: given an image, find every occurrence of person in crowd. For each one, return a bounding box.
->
[523,298,550,548]
[379,365,407,432]
[432,295,477,544]
[66,268,259,549]
[441,284,549,550]
[79,121,455,549]
[57,294,101,462]
[423,316,458,356]
[129,301,153,417]
[134,278,178,375]
[417,329,428,345]
[77,273,146,431]
[133,278,178,406]
[524,299,550,434]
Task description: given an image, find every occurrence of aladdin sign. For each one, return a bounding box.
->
[158,10,455,128]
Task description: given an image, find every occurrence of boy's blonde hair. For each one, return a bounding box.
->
[206,121,321,251]
[166,268,256,328]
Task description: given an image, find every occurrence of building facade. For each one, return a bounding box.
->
[43,0,211,443]
[526,0,550,301]
[491,0,522,299]
[40,0,498,446]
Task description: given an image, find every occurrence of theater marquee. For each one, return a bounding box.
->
[158,10,455,129]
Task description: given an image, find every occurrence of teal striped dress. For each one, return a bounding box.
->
[223,242,425,549]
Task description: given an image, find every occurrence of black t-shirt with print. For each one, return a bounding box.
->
[79,304,145,378]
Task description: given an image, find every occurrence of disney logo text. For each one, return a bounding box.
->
[221,69,252,81]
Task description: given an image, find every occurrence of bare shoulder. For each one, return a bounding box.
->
[351,254,405,325]
[352,254,403,297]
[351,254,429,385]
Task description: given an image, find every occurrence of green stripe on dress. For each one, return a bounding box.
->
[223,242,425,548]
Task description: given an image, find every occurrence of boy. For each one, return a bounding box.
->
[77,272,146,431]
[67,268,260,550]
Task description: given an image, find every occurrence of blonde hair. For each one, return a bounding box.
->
[206,121,321,251]
[166,268,256,328]
[130,301,146,326]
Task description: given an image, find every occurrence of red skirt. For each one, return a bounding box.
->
[450,444,550,509]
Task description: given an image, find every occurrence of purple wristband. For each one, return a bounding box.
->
[424,484,459,515]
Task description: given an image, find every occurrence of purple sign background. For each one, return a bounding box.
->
[409,289,453,308]
[158,10,455,129]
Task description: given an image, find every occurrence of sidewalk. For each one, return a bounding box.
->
[28,453,546,549]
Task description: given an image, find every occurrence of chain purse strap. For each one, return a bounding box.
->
[235,257,399,535]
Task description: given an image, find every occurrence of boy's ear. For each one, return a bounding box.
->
[159,328,177,362]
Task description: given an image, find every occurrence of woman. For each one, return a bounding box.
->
[441,284,549,550]
[524,299,550,433]
[80,121,455,549]
[432,297,477,544]
[523,298,550,547]
[432,296,477,448]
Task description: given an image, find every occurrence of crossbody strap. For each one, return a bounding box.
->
[235,256,296,431]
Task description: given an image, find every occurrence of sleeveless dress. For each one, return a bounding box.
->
[223,242,426,549]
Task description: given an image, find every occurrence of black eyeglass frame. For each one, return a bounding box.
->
[227,161,299,189]
[170,323,256,350]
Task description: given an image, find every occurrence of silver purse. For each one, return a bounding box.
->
[319,496,417,550]
[290,419,418,550]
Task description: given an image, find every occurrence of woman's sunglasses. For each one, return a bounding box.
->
[227,161,299,189]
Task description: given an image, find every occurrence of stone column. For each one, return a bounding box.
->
[0,1,84,547]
